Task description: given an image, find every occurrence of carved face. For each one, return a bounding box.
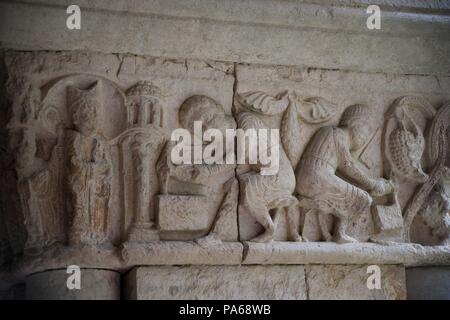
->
[348,118,375,151]
[73,106,97,135]
[68,84,101,135]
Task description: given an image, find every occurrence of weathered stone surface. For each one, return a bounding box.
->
[242,242,450,266]
[406,267,450,300]
[26,269,120,300]
[306,265,406,300]
[122,241,243,266]
[1,1,450,75]
[0,0,449,300]
[157,195,211,232]
[124,265,307,300]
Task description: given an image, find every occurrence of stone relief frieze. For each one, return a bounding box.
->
[0,53,449,275]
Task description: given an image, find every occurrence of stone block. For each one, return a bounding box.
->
[157,195,210,232]
[306,264,406,300]
[124,265,307,300]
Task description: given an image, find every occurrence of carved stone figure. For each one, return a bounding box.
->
[400,100,448,242]
[15,125,65,254]
[200,178,240,243]
[296,104,393,243]
[420,167,450,245]
[156,95,237,241]
[65,82,113,246]
[281,93,337,168]
[234,92,299,242]
[158,95,236,191]
[126,81,163,128]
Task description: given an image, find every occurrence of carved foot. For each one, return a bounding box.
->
[291,233,303,242]
[334,234,358,244]
[195,233,223,246]
[251,230,275,243]
[369,237,402,246]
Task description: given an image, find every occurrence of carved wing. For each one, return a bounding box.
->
[295,96,337,124]
[236,91,289,115]
[281,94,337,167]
[281,103,302,167]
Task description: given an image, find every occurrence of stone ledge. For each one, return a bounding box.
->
[242,242,450,266]
[1,241,449,291]
[121,241,243,266]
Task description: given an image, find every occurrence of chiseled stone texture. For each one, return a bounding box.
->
[1,0,450,75]
[406,267,450,300]
[306,265,406,300]
[157,195,211,232]
[124,266,307,300]
[26,269,120,300]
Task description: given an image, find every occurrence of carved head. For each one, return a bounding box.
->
[178,95,236,135]
[340,104,375,150]
[67,82,102,135]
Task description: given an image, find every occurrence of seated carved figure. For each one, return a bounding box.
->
[156,95,237,241]
[159,95,236,189]
[296,104,392,243]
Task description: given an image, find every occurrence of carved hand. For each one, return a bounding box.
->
[189,166,201,180]
[370,178,394,197]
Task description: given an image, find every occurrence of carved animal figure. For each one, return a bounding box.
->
[420,167,450,245]
[237,111,299,242]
